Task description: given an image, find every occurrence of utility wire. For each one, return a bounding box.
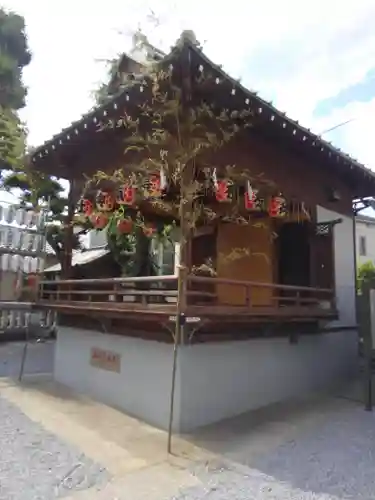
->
[319,117,356,135]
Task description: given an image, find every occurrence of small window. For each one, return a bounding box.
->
[359,236,367,256]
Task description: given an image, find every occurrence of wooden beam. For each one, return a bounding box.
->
[61,179,79,278]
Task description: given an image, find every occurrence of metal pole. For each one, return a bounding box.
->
[167,266,184,454]
[361,280,373,411]
[352,210,362,388]
[18,318,29,382]
[364,290,373,412]
[352,210,358,309]
[353,207,373,410]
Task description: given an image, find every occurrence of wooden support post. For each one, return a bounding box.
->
[296,291,301,308]
[245,284,250,308]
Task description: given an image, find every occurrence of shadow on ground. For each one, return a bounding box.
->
[186,379,375,499]
[0,340,54,378]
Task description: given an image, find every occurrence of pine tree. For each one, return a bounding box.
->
[0,8,31,170]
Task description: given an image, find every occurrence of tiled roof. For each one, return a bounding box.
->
[44,247,109,273]
[356,214,375,224]
[30,32,375,187]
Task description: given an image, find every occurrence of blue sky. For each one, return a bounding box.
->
[2,0,375,208]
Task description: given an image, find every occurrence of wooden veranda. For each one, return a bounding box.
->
[36,274,336,342]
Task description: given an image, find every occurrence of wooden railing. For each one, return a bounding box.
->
[186,275,336,314]
[39,276,178,305]
[38,274,337,318]
[39,275,213,307]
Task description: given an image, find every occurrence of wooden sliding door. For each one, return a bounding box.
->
[216,221,273,306]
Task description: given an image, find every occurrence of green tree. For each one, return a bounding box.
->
[0,8,31,170]
[357,261,375,293]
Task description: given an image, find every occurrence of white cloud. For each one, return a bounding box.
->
[3,0,375,171]
[316,98,375,170]
[235,4,375,125]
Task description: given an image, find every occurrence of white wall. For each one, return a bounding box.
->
[86,229,107,249]
[54,326,358,433]
[317,206,356,327]
[356,218,375,266]
[54,327,181,430]
[178,331,358,431]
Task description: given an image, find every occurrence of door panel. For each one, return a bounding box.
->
[217,221,273,306]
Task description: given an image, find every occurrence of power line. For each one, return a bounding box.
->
[319,117,356,135]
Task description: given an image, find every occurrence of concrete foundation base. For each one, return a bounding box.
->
[54,327,358,432]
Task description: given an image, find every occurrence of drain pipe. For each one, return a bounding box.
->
[352,209,358,319]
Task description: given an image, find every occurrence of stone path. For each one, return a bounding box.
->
[0,375,207,499]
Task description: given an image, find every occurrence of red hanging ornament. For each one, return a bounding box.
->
[82,199,94,216]
[90,213,109,229]
[117,184,136,205]
[244,189,260,210]
[96,191,115,212]
[145,174,162,198]
[268,195,287,217]
[117,218,133,234]
[215,180,230,202]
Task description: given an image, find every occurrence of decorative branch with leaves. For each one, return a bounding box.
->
[78,47,283,277]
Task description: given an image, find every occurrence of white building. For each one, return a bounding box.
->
[85,228,106,249]
[356,214,375,266]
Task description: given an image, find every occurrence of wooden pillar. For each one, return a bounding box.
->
[61,179,78,279]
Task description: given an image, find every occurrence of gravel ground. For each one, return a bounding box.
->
[0,341,111,499]
[0,396,110,499]
[0,341,109,500]
[171,402,375,500]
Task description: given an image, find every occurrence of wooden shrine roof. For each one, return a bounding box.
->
[30,31,375,196]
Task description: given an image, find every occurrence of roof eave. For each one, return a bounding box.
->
[30,35,375,191]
